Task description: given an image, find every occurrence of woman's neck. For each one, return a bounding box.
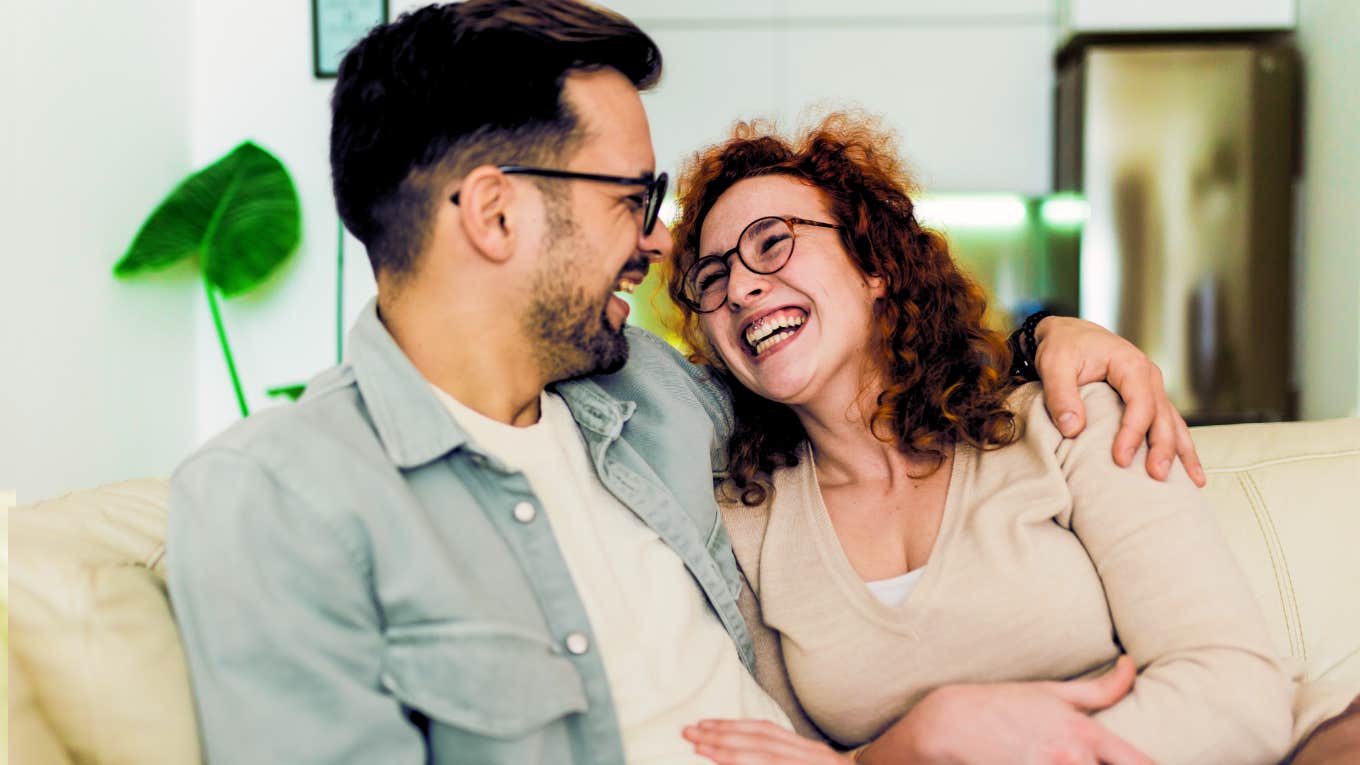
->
[790,372,913,487]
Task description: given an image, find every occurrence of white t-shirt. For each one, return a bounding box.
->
[865,568,927,608]
[433,387,791,764]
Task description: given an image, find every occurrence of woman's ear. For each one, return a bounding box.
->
[867,273,887,299]
[454,165,516,263]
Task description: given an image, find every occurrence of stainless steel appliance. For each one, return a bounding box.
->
[1056,38,1299,423]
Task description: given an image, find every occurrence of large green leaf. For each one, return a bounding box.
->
[114,141,301,297]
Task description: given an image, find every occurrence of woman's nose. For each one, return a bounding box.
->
[725,258,769,309]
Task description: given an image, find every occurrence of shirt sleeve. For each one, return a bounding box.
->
[1052,384,1296,765]
[166,448,426,763]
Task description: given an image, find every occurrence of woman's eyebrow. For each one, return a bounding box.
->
[702,216,788,260]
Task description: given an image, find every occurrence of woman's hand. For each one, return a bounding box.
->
[1031,316,1207,487]
[683,719,853,764]
[858,655,1153,765]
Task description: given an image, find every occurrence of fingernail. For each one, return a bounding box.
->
[1058,411,1078,434]
[1160,458,1172,477]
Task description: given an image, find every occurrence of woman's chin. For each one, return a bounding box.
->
[742,369,814,407]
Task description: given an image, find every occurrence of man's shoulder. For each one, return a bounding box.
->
[621,326,691,370]
[592,327,731,417]
[605,326,721,392]
[178,363,375,481]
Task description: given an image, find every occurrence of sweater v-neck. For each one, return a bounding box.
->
[791,440,972,634]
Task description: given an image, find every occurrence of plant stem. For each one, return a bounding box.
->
[336,218,345,364]
[205,278,249,417]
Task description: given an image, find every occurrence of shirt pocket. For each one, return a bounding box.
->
[380,621,588,739]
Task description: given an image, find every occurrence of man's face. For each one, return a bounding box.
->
[522,68,671,382]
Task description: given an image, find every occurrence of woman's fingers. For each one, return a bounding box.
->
[683,719,849,764]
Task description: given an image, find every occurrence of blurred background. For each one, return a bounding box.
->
[3,0,1357,503]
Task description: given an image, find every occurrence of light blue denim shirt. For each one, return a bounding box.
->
[166,299,749,764]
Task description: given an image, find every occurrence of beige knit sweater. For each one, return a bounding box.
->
[722,383,1297,765]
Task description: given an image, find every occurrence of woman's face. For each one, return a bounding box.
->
[696,175,884,407]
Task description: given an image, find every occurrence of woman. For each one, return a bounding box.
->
[667,114,1302,765]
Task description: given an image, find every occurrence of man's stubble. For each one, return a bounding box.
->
[522,194,631,383]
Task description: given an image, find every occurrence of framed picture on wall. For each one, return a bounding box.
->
[312,0,388,78]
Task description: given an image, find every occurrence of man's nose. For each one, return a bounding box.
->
[640,219,672,264]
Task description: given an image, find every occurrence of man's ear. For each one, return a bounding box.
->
[454,165,516,264]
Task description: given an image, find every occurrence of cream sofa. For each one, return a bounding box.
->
[6,418,1360,764]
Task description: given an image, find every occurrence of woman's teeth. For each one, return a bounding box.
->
[615,278,638,294]
[745,313,806,356]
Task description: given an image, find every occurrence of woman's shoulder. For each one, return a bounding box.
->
[1007,381,1126,442]
[718,442,816,586]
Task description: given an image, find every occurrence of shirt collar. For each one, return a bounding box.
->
[553,376,636,440]
[347,298,471,469]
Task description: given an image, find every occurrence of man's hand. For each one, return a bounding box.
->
[683,719,851,764]
[859,655,1152,765]
[1032,316,1206,487]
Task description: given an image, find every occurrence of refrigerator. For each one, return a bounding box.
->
[1055,39,1299,423]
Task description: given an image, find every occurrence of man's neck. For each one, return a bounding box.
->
[379,292,547,427]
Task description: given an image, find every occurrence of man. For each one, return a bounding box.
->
[167,2,1204,763]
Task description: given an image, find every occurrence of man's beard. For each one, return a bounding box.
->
[523,207,631,383]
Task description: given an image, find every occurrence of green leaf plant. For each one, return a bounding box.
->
[113,141,301,417]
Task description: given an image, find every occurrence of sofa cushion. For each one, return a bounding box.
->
[7,478,200,765]
[1192,417,1360,739]
[8,648,75,765]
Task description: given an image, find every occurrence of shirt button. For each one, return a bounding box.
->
[512,501,536,523]
[564,632,590,655]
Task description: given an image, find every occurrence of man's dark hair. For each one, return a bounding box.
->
[330,0,662,278]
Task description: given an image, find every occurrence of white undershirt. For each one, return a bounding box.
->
[432,386,791,764]
[864,568,927,608]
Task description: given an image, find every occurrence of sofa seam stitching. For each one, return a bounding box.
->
[1311,644,1360,682]
[1236,473,1299,658]
[1203,449,1359,474]
[1241,471,1307,665]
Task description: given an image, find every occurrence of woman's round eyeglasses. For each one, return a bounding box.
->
[679,216,841,313]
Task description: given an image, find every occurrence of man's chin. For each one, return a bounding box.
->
[586,333,630,377]
[591,354,628,377]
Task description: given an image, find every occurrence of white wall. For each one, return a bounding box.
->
[1296,0,1360,418]
[189,1,375,443]
[2,0,196,502]
[607,0,1055,194]
[1061,0,1295,34]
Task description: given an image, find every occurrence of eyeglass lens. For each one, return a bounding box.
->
[644,172,668,235]
[687,217,796,312]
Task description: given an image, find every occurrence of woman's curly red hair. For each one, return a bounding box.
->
[665,113,1021,505]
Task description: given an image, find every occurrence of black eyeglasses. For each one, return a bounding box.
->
[451,165,669,235]
[679,216,841,313]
